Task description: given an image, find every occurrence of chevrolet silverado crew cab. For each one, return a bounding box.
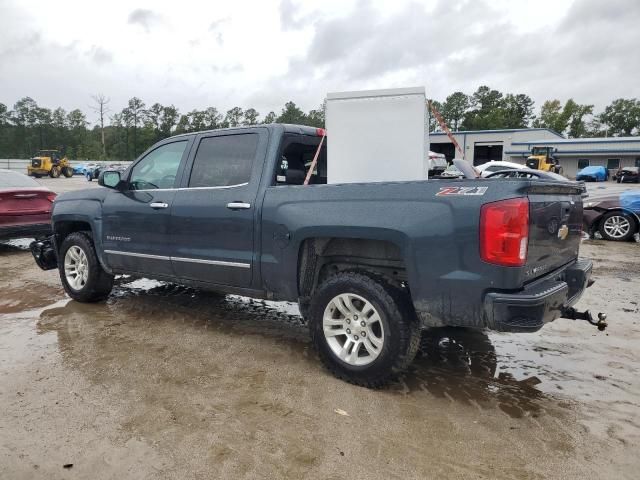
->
[31,124,605,387]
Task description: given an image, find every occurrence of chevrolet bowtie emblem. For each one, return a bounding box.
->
[558,224,569,240]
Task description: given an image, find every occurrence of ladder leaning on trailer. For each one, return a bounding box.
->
[428,101,465,160]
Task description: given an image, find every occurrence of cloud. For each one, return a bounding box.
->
[127,8,162,32]
[258,0,640,112]
[88,46,112,65]
[279,0,306,31]
[209,17,230,46]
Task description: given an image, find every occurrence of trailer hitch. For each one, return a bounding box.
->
[562,307,608,331]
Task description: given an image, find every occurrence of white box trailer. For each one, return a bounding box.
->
[325,87,429,184]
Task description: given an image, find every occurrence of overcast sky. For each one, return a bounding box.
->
[1,0,638,123]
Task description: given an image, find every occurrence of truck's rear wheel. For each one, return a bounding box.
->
[309,272,420,388]
[59,232,114,302]
[62,166,73,177]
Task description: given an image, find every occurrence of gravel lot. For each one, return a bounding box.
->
[0,177,638,479]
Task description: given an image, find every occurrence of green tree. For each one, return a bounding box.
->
[427,100,443,132]
[441,92,469,131]
[262,111,276,124]
[306,103,325,128]
[565,100,593,138]
[203,107,222,129]
[598,98,640,136]
[462,86,507,130]
[126,97,146,157]
[175,114,190,134]
[0,103,9,125]
[187,109,207,132]
[533,99,565,132]
[160,105,180,137]
[276,101,306,124]
[534,99,593,137]
[503,93,534,129]
[243,108,260,125]
[224,107,244,127]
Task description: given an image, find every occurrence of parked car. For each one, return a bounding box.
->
[438,164,465,178]
[0,169,56,240]
[576,165,608,182]
[73,163,87,175]
[30,124,602,387]
[476,160,529,177]
[427,151,448,177]
[616,166,639,183]
[583,191,640,241]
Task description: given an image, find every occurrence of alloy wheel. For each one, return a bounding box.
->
[323,293,385,366]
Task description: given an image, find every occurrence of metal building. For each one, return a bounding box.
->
[429,128,563,165]
[505,137,640,178]
[430,128,640,178]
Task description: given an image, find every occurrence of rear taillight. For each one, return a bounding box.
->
[316,128,326,136]
[47,193,57,203]
[480,197,529,267]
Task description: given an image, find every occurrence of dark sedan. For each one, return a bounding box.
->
[583,191,640,241]
[0,169,56,240]
[616,166,640,183]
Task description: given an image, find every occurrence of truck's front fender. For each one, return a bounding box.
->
[52,199,111,274]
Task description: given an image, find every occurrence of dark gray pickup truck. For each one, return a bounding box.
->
[31,124,605,387]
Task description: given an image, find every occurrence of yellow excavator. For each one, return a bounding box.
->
[526,146,563,175]
[27,150,74,178]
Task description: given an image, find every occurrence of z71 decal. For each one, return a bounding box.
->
[436,186,488,196]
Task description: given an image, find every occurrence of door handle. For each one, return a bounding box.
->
[149,202,169,209]
[226,202,251,210]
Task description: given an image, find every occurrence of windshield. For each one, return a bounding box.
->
[531,147,550,156]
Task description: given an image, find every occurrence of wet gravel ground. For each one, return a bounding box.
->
[1,238,638,479]
[1,178,638,479]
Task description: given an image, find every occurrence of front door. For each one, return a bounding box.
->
[102,139,191,276]
[170,129,267,288]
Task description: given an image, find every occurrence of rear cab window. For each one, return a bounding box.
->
[274,133,327,186]
[188,134,259,187]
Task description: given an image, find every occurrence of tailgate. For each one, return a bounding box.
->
[526,183,583,281]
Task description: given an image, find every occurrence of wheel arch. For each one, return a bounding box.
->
[599,208,640,231]
[296,236,409,303]
[52,212,111,273]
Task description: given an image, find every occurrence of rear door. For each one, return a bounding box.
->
[102,139,192,276]
[170,128,268,287]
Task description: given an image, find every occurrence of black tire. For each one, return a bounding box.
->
[309,271,420,388]
[86,173,92,182]
[62,166,73,177]
[58,232,114,302]
[598,211,637,242]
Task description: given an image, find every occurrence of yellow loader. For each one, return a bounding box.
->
[526,146,563,175]
[27,150,74,178]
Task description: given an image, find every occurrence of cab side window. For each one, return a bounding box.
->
[129,141,188,190]
[189,134,258,188]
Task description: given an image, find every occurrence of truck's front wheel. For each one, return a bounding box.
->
[309,272,420,387]
[59,232,114,302]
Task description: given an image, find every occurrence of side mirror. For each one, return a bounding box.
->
[99,170,122,189]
